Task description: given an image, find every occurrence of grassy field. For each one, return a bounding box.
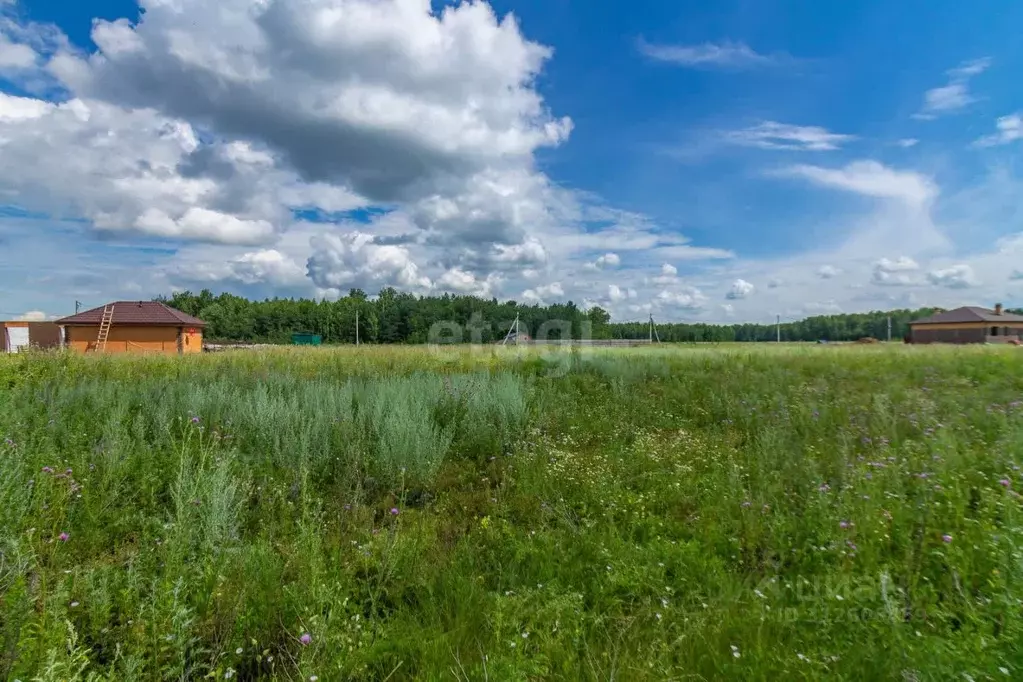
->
[2,344,1023,680]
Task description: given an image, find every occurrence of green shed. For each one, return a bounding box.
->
[291,332,322,346]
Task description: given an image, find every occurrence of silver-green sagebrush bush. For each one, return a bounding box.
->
[1,344,1023,680]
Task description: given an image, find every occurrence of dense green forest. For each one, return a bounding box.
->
[158,288,993,344]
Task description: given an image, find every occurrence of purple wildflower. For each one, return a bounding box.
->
[1000,479,1012,488]
[839,520,852,530]
[58,532,69,542]
[41,466,53,474]
[300,633,312,645]
[190,416,200,424]
[942,534,953,544]
[389,507,400,516]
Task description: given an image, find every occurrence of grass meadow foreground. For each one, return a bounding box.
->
[2,344,1023,680]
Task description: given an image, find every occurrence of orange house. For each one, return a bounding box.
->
[56,301,206,355]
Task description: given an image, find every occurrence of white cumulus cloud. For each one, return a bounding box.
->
[872,256,920,286]
[585,252,621,270]
[726,278,755,299]
[307,231,432,292]
[927,264,977,289]
[656,286,705,310]
[521,281,564,305]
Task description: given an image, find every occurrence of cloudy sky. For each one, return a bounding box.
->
[2,0,1023,323]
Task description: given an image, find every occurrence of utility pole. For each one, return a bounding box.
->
[355,309,360,346]
[502,313,520,345]
[75,300,81,314]
[776,314,781,343]
[647,314,660,343]
[887,315,892,343]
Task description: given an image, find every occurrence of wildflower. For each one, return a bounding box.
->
[730,645,741,658]
[343,504,351,511]
[300,633,312,645]
[521,632,529,639]
[191,416,200,424]
[225,669,236,680]
[942,534,953,543]
[741,501,751,508]
[389,507,399,516]
[236,647,243,655]
[58,532,69,542]
[70,601,79,608]
[839,520,851,530]
[818,483,830,492]
[999,479,1012,488]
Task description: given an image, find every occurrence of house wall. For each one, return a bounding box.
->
[1,322,62,352]
[911,324,991,344]
[28,322,62,349]
[64,326,204,354]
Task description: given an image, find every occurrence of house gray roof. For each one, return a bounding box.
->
[911,306,1023,325]
[55,301,206,327]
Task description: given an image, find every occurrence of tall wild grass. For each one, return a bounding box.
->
[1,344,1022,679]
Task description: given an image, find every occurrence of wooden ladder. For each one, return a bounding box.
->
[95,303,115,352]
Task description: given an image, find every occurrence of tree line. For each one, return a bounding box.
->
[157,288,991,344]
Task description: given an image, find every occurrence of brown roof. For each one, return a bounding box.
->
[911,306,1023,325]
[55,301,206,327]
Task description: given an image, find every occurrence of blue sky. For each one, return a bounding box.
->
[2,0,1023,322]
